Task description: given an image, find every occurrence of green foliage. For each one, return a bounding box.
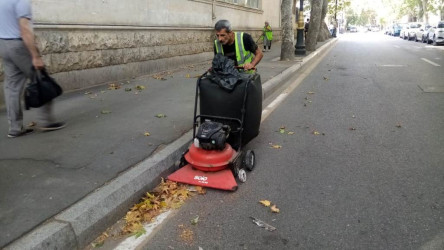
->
[328,0,351,15]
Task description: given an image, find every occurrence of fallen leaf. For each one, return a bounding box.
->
[323,77,329,81]
[136,85,145,90]
[349,127,356,131]
[125,88,132,91]
[84,91,92,95]
[152,74,167,80]
[108,83,120,90]
[270,144,282,149]
[271,205,280,213]
[155,114,167,118]
[313,131,320,135]
[101,110,111,114]
[179,228,194,243]
[259,200,271,207]
[195,186,206,194]
[287,131,295,135]
[307,91,315,94]
[190,216,199,225]
[186,74,191,78]
[279,126,286,134]
[396,123,402,128]
[133,227,146,238]
[144,132,151,136]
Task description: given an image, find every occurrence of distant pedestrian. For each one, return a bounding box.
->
[304,18,310,39]
[263,21,273,52]
[0,0,65,138]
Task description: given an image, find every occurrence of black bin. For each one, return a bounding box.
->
[199,73,262,149]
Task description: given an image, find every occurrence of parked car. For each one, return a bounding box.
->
[406,22,423,40]
[349,26,358,33]
[422,27,433,43]
[400,24,410,39]
[425,21,444,45]
[413,24,431,42]
[391,24,403,36]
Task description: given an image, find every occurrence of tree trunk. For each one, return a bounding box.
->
[317,0,330,42]
[306,0,323,51]
[280,0,295,61]
[422,0,428,23]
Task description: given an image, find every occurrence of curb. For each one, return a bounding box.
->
[5,38,337,250]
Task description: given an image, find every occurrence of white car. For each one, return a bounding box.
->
[406,22,423,41]
[425,21,444,45]
[413,24,431,42]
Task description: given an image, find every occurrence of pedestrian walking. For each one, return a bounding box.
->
[0,0,65,138]
[263,21,273,52]
[214,19,263,71]
[304,18,310,39]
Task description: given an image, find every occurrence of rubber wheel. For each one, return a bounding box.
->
[238,169,247,183]
[243,150,255,171]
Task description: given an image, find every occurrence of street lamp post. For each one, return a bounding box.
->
[295,0,306,55]
[333,0,338,37]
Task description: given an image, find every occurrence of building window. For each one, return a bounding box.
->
[218,0,260,9]
[246,0,259,8]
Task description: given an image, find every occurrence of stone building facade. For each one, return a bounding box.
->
[0,0,283,105]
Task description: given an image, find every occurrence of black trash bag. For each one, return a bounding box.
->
[208,54,243,92]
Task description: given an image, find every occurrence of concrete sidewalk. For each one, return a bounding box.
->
[1,39,336,249]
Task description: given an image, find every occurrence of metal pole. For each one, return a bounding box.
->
[295,0,306,55]
[333,0,338,37]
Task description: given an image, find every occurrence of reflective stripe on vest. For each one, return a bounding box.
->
[214,32,253,67]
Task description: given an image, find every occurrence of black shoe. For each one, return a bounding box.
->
[40,122,66,131]
[8,129,34,138]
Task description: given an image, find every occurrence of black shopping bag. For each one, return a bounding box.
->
[25,68,63,110]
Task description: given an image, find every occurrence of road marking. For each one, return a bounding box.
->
[421,58,441,66]
[379,65,406,67]
[114,210,172,250]
[261,42,335,122]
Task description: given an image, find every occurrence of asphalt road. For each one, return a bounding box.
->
[141,33,444,249]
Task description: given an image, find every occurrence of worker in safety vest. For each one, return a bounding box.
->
[263,21,273,51]
[214,19,263,71]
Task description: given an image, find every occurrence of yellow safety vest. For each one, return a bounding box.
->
[214,32,254,71]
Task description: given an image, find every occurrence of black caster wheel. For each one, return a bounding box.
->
[238,168,247,183]
[243,150,255,171]
[174,155,187,170]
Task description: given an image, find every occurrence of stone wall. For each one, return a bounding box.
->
[0,0,283,106]
[0,27,281,88]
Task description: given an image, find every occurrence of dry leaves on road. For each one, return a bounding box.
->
[259,200,280,213]
[155,113,167,118]
[259,200,271,207]
[123,179,195,236]
[108,83,121,90]
[269,143,282,149]
[152,74,167,80]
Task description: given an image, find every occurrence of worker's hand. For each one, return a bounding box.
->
[243,63,254,71]
[32,56,45,70]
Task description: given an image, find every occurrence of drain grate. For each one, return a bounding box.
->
[418,85,444,93]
